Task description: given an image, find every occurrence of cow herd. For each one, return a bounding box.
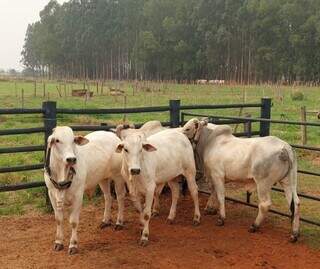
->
[44,119,300,255]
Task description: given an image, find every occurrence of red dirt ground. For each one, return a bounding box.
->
[1,193,320,269]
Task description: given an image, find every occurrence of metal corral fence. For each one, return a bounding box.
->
[181,106,320,227]
[2,98,319,226]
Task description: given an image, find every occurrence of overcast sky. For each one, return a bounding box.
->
[0,0,66,71]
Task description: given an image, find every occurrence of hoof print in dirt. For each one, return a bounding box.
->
[139,239,148,247]
[204,207,218,216]
[100,221,112,229]
[215,218,224,226]
[248,224,259,233]
[68,247,79,255]
[53,243,64,252]
[114,224,124,231]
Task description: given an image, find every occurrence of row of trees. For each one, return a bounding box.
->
[21,0,320,83]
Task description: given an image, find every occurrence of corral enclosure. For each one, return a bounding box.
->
[0,79,320,253]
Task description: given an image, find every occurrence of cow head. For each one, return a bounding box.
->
[182,118,208,143]
[48,126,89,165]
[116,133,156,176]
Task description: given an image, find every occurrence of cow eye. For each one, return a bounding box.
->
[124,148,129,153]
[55,139,60,143]
[185,128,190,131]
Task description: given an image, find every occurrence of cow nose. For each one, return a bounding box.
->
[66,157,77,164]
[130,168,141,175]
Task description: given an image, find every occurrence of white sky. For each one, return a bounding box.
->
[0,0,66,71]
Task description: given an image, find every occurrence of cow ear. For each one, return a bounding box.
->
[74,135,89,146]
[201,118,208,126]
[116,143,124,153]
[48,135,55,147]
[142,143,157,152]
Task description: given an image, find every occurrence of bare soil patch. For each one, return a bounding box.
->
[0,193,319,269]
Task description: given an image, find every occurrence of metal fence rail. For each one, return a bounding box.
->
[1,98,319,227]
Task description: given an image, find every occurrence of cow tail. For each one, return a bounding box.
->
[279,147,299,223]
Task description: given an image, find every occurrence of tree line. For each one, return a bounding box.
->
[21,0,320,83]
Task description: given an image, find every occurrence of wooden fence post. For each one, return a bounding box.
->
[259,97,271,137]
[169,99,181,128]
[301,106,307,145]
[34,81,37,97]
[42,101,57,211]
[244,113,252,138]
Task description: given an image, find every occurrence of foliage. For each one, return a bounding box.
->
[20,0,320,83]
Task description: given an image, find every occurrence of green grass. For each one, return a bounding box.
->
[0,79,320,246]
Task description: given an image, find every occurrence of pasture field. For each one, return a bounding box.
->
[0,79,320,248]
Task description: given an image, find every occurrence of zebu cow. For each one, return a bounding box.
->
[182,118,300,242]
[116,129,201,246]
[44,127,126,254]
[115,120,169,214]
[196,79,207,84]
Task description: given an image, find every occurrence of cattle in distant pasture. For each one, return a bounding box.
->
[196,79,208,84]
[182,118,300,242]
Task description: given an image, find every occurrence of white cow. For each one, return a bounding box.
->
[182,118,300,242]
[116,129,201,246]
[115,120,170,215]
[44,127,126,254]
[196,79,207,84]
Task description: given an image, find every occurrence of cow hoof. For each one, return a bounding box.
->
[68,247,78,255]
[114,224,124,231]
[248,224,259,233]
[53,243,64,251]
[152,211,159,217]
[204,207,218,215]
[100,221,112,229]
[193,219,201,226]
[139,239,149,247]
[166,218,175,225]
[289,232,299,243]
[215,218,224,226]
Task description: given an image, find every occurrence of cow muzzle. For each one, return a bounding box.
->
[130,168,141,175]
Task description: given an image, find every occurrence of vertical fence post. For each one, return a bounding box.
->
[259,98,271,137]
[300,106,307,145]
[42,101,57,211]
[169,99,181,128]
[244,113,252,138]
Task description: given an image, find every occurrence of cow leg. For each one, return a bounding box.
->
[167,180,180,224]
[139,183,156,246]
[184,171,201,225]
[68,196,83,255]
[114,178,126,230]
[249,182,272,233]
[49,190,64,251]
[210,176,225,226]
[99,179,113,229]
[280,177,300,242]
[204,182,218,215]
[152,183,165,217]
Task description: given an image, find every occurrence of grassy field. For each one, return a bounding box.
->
[0,78,320,246]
